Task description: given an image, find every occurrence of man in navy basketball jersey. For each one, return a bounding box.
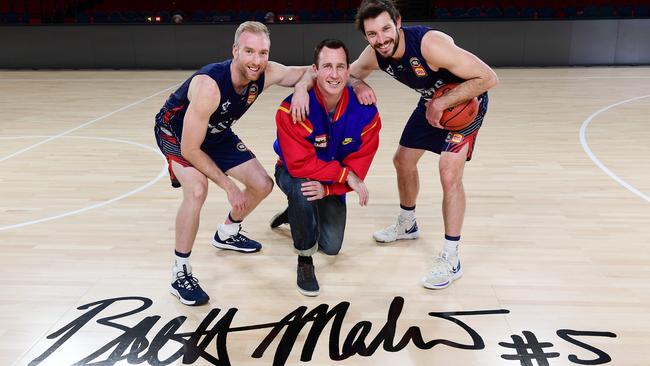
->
[154,21,312,305]
[349,0,498,289]
[271,39,380,296]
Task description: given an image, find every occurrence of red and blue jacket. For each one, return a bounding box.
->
[273,84,381,196]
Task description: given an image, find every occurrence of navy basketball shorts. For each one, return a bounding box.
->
[154,124,255,188]
[399,92,489,161]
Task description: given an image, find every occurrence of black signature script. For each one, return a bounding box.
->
[29,296,509,365]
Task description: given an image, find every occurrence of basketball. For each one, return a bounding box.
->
[433,83,479,130]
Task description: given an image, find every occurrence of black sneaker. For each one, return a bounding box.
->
[212,226,262,253]
[170,264,210,306]
[297,259,319,297]
[270,207,289,228]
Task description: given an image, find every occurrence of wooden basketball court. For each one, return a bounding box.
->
[1,68,649,366]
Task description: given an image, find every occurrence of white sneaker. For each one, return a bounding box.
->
[421,251,462,290]
[373,216,419,243]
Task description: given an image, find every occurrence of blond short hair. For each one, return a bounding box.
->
[234,21,270,46]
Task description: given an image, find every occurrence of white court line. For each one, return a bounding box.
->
[0,135,167,231]
[0,84,177,163]
[579,94,650,203]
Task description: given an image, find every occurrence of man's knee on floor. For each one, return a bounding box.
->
[318,234,343,255]
[319,245,341,256]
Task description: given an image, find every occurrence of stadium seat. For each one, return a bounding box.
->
[123,10,138,22]
[618,5,633,17]
[435,7,450,19]
[538,7,555,18]
[521,7,535,18]
[93,11,108,23]
[312,9,329,20]
[503,7,519,18]
[599,5,614,17]
[466,7,482,18]
[450,7,465,17]
[191,10,205,22]
[298,9,312,21]
[485,7,502,18]
[109,11,123,22]
[635,5,649,17]
[563,6,577,18]
[583,5,599,18]
[76,12,90,23]
[253,10,266,21]
[5,12,19,23]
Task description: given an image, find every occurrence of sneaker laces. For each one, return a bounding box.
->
[428,252,454,278]
[378,216,410,234]
[298,262,315,279]
[397,215,413,230]
[220,226,248,243]
[175,266,200,291]
[235,228,251,241]
[379,222,398,234]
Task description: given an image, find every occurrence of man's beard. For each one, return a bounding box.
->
[377,28,400,58]
[237,61,261,81]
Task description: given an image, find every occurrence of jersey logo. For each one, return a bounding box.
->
[236,142,248,152]
[414,87,435,100]
[208,119,236,134]
[314,134,328,148]
[220,99,231,114]
[385,65,395,76]
[246,84,259,105]
[410,57,428,77]
[342,137,353,145]
[446,132,464,144]
[208,122,223,134]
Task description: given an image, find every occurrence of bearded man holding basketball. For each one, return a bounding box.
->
[349,0,498,289]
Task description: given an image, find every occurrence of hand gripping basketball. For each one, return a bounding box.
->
[433,83,479,131]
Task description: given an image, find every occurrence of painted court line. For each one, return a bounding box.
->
[0,135,167,231]
[0,84,177,163]
[579,94,650,203]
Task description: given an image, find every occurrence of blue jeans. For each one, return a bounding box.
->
[274,165,346,256]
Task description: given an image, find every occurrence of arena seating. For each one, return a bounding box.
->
[0,0,648,24]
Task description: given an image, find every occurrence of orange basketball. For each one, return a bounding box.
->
[433,83,479,130]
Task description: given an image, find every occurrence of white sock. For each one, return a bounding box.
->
[174,252,190,269]
[443,239,460,255]
[399,208,416,222]
[219,222,240,238]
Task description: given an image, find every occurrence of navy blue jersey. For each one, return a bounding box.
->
[157,59,265,145]
[375,26,464,100]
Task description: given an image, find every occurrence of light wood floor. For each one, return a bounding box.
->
[1,68,649,366]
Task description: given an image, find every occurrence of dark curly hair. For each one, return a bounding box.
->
[354,0,401,34]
